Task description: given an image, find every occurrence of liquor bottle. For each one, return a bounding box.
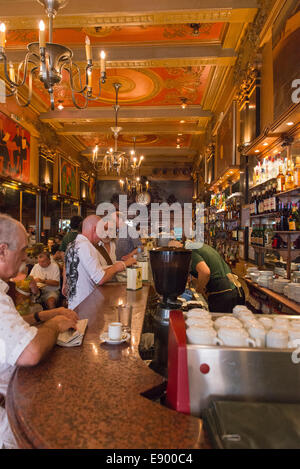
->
[288,203,296,231]
[276,165,285,193]
[285,160,295,191]
[294,157,300,188]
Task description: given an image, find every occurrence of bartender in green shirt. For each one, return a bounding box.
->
[190,243,245,313]
[169,240,245,313]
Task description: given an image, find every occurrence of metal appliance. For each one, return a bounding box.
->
[149,247,191,376]
[167,310,300,417]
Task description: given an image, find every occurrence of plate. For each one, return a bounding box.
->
[99,332,130,345]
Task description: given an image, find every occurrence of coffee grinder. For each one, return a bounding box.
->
[149,247,191,376]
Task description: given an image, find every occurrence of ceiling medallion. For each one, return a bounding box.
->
[0,0,107,110]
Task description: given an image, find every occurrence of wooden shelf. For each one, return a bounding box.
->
[274,231,300,235]
[250,213,277,219]
[245,278,300,314]
[250,245,300,253]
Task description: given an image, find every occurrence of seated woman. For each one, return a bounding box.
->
[30,252,61,309]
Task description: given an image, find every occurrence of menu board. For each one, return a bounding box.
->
[0,111,30,183]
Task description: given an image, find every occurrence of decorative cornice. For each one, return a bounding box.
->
[3,9,258,30]
[233,0,276,87]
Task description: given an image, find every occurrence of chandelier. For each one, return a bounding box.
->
[0,0,107,110]
[120,175,149,195]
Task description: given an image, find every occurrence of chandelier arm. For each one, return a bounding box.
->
[64,61,90,95]
[0,51,31,88]
[14,66,36,108]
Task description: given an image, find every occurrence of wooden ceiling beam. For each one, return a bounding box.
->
[40,106,211,122]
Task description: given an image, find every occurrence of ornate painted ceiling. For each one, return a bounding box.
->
[0,0,259,179]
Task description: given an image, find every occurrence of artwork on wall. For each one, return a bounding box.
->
[59,157,78,197]
[0,111,30,182]
[88,176,96,204]
[216,102,236,179]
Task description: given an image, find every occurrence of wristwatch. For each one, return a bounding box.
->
[34,311,42,323]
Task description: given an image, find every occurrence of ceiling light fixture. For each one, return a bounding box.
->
[180,97,188,109]
[0,0,107,110]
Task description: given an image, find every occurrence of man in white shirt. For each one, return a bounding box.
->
[0,214,78,449]
[64,215,136,310]
[30,252,60,309]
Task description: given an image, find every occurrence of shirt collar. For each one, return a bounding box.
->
[0,278,9,294]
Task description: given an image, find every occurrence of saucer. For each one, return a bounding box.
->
[99,332,130,345]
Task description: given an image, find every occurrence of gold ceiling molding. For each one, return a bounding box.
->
[2,9,258,30]
[233,0,276,86]
[105,57,236,68]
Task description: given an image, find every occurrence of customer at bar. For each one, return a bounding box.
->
[30,252,61,309]
[115,212,142,260]
[55,215,83,260]
[63,215,136,310]
[0,214,78,449]
[169,240,245,313]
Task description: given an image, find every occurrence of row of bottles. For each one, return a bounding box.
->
[274,202,300,231]
[250,182,278,215]
[253,156,300,188]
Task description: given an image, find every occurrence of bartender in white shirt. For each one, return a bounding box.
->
[0,214,78,449]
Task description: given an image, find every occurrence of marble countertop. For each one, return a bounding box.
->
[7,284,205,449]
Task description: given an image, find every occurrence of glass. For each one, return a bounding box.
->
[118,304,132,332]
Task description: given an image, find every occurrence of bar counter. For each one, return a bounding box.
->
[6,284,204,449]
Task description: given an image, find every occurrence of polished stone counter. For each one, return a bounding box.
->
[6,284,204,449]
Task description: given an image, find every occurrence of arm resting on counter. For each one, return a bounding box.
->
[16,316,77,367]
[196,261,210,295]
[98,258,136,285]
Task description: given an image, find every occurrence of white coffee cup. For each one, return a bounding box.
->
[288,329,300,348]
[273,318,290,330]
[290,320,300,330]
[186,326,222,346]
[266,329,289,349]
[233,309,254,321]
[185,309,211,319]
[185,317,213,328]
[247,324,266,347]
[214,316,243,330]
[108,322,122,341]
[217,327,256,347]
[258,317,274,330]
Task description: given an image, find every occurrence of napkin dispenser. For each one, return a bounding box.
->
[127,266,142,290]
[138,260,148,281]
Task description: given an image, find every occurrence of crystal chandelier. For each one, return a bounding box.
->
[101,82,129,175]
[0,0,107,110]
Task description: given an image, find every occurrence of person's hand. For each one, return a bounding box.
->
[124,257,137,268]
[121,254,131,261]
[29,278,39,292]
[53,307,78,322]
[47,315,77,333]
[62,283,68,297]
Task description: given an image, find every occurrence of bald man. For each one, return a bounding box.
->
[64,215,135,310]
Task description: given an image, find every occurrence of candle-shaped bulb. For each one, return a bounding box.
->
[9,62,15,82]
[85,35,91,61]
[0,23,6,49]
[100,50,106,73]
[87,68,92,87]
[39,20,46,48]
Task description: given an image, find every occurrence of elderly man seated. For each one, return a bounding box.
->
[30,251,61,309]
[0,214,78,449]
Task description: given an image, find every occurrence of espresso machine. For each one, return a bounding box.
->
[149,247,191,376]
